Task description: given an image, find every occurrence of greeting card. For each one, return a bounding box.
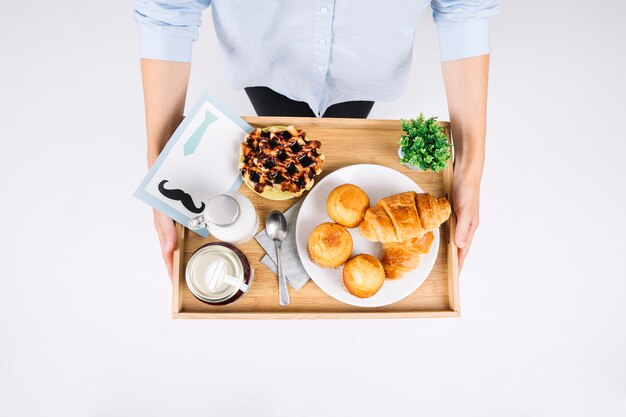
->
[134,92,252,237]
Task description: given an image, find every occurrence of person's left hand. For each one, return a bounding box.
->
[452,172,481,271]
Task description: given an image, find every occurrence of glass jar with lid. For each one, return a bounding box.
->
[188,191,258,244]
[185,242,253,305]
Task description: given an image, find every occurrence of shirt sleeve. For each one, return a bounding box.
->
[431,0,501,61]
[133,0,211,63]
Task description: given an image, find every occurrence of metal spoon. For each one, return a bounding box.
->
[265,210,290,306]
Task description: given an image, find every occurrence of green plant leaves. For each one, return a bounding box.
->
[399,113,451,172]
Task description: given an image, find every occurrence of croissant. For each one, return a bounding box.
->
[382,232,435,279]
[359,192,451,244]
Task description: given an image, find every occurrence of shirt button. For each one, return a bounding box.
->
[319,39,327,45]
[320,7,329,13]
[316,65,324,72]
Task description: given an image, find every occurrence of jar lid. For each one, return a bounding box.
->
[206,194,240,227]
[185,243,252,305]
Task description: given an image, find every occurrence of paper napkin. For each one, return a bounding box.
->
[254,200,310,290]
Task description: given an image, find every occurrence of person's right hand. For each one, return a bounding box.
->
[153,209,177,282]
[141,59,191,282]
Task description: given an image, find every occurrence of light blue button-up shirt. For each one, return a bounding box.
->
[134,0,500,116]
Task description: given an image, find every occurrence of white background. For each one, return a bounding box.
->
[1,1,625,416]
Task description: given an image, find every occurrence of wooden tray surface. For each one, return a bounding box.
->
[173,117,459,319]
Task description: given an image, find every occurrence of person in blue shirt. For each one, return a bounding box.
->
[134,0,500,280]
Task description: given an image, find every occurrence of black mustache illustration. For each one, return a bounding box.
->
[158,180,206,214]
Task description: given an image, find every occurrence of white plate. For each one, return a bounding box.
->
[295,164,439,307]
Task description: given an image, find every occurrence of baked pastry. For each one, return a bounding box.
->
[326,184,370,228]
[341,254,386,298]
[415,192,450,231]
[239,125,325,199]
[307,222,353,268]
[358,203,399,243]
[359,192,450,243]
[379,191,424,241]
[382,231,435,279]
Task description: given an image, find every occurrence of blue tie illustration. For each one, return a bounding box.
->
[183,110,217,156]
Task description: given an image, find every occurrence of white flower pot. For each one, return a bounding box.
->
[398,146,422,171]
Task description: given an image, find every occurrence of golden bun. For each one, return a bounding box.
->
[326,184,370,228]
[307,222,353,268]
[341,254,385,298]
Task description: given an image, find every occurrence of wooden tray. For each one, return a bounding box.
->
[172,117,459,319]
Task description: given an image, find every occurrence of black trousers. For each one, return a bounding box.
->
[245,86,374,118]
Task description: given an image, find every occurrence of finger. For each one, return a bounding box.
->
[154,222,173,281]
[161,220,177,282]
[465,218,478,249]
[154,213,177,283]
[454,208,471,250]
[457,218,478,271]
[161,248,174,282]
[458,246,467,271]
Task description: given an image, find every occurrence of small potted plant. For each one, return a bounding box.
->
[398,113,451,172]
